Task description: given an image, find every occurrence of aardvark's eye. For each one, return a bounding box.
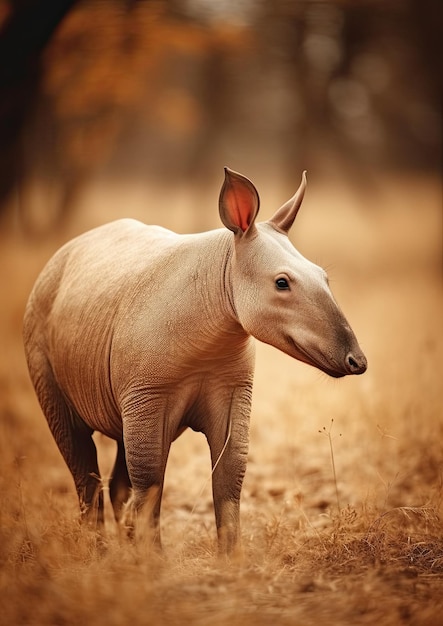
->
[275,278,290,290]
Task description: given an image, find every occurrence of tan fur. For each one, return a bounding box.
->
[23,168,366,554]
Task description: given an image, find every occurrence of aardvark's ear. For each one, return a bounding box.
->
[219,167,260,236]
[268,171,307,233]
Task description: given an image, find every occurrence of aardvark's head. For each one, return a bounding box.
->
[219,167,367,378]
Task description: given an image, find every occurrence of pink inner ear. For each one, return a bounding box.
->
[226,186,254,231]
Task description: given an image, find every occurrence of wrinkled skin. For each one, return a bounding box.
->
[23,168,367,555]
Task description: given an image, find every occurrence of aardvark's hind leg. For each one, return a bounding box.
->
[29,352,104,524]
[109,440,132,523]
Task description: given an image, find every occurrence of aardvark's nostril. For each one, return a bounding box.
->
[348,356,358,369]
[346,353,367,375]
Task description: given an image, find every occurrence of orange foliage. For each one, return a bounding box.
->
[41,2,254,169]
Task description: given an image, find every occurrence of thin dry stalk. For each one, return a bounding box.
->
[319,419,341,514]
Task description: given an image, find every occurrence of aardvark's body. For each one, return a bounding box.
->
[23,168,367,554]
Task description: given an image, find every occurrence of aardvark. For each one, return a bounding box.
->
[23,168,367,554]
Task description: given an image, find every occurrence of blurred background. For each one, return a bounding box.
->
[0,0,441,234]
[1,7,443,613]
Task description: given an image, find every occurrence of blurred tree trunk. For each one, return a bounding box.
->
[0,0,77,212]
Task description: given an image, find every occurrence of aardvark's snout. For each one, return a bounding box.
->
[344,351,367,375]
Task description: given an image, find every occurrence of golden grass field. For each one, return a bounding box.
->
[1,174,442,625]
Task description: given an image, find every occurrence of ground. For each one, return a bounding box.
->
[0,173,442,625]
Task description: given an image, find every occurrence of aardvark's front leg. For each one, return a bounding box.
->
[205,387,251,556]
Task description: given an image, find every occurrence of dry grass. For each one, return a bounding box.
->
[1,173,442,625]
